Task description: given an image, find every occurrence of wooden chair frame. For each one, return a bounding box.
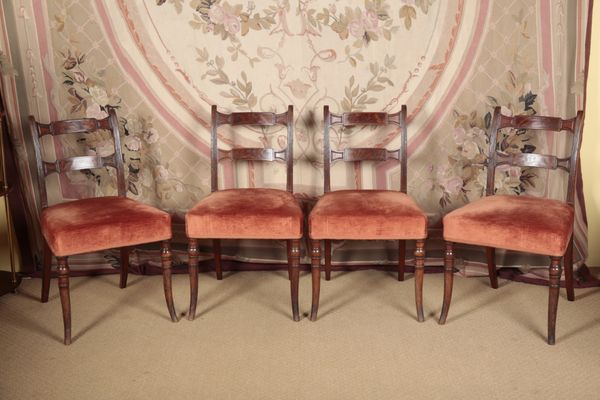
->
[438,106,584,345]
[310,105,426,321]
[30,108,176,344]
[187,105,301,321]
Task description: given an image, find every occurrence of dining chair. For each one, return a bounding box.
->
[185,105,303,321]
[439,106,584,344]
[30,108,177,345]
[308,105,427,321]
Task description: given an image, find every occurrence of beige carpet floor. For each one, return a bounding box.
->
[1,270,600,400]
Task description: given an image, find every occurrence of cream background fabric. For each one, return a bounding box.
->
[0,0,590,272]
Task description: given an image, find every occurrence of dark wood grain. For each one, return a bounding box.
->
[310,239,321,321]
[547,256,562,345]
[196,105,300,321]
[442,107,585,344]
[438,242,454,325]
[414,239,425,322]
[210,105,294,192]
[57,256,71,345]
[342,112,388,125]
[324,105,407,193]
[218,147,287,162]
[486,246,498,289]
[331,147,401,162]
[288,239,300,321]
[486,107,584,204]
[119,247,129,289]
[29,109,174,345]
[161,240,178,322]
[314,105,425,322]
[29,108,126,209]
[187,238,199,321]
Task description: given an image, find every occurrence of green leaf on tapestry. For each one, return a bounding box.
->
[369,62,378,76]
[399,5,416,29]
[416,0,433,14]
[248,94,257,108]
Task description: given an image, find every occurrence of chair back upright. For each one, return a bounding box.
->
[210,105,294,193]
[485,106,584,205]
[29,108,125,209]
[323,105,408,193]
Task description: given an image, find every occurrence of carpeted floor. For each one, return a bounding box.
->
[1,270,600,399]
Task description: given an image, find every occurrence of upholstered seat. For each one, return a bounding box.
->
[41,196,172,257]
[186,188,303,239]
[309,190,427,240]
[443,195,574,257]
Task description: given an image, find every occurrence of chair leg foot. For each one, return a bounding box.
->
[414,239,425,322]
[288,239,300,321]
[57,257,71,345]
[41,241,52,303]
[161,241,178,322]
[188,238,199,321]
[547,256,562,345]
[438,242,454,325]
[310,240,321,321]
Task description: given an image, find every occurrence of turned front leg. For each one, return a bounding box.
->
[57,257,71,345]
[310,240,321,321]
[187,238,199,321]
[414,239,425,322]
[288,239,300,321]
[547,256,562,345]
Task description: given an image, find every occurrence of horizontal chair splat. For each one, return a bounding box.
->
[218,112,275,126]
[499,114,575,132]
[218,148,286,162]
[43,155,117,175]
[331,148,401,162]
[38,118,112,136]
[495,152,570,171]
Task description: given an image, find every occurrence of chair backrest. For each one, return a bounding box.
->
[486,106,584,205]
[210,105,294,192]
[29,108,125,209]
[323,105,408,193]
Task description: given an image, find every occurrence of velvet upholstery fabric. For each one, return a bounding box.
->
[186,188,303,239]
[443,195,574,257]
[309,190,428,240]
[41,196,172,257]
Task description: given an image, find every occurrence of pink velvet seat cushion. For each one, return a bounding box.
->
[309,190,427,240]
[186,188,303,239]
[41,196,172,257]
[443,195,574,257]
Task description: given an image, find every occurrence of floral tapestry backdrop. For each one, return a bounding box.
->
[0,1,590,275]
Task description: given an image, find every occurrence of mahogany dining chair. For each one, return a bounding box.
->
[308,105,427,321]
[185,105,303,321]
[30,108,176,345]
[439,106,584,344]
